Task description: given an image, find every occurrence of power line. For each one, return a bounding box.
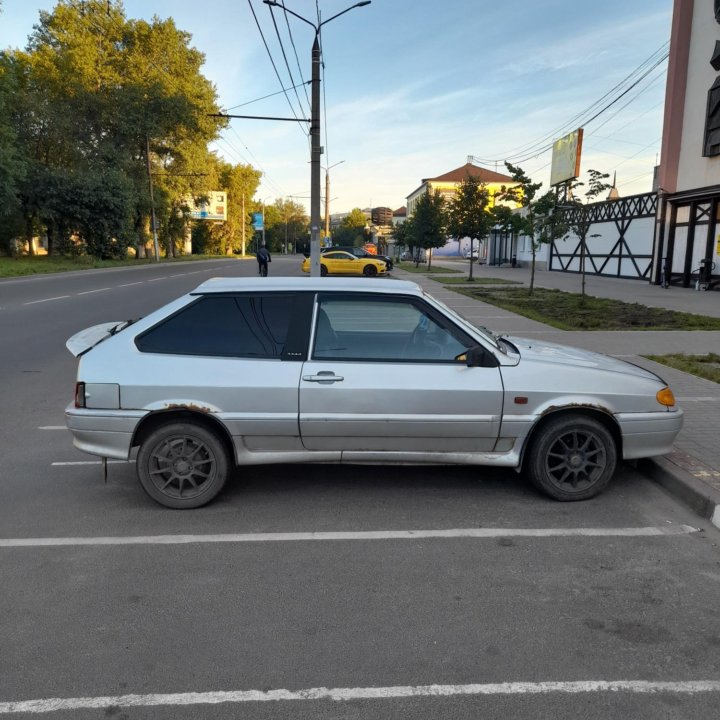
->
[506,53,668,166]
[223,81,311,112]
[246,0,309,139]
[470,42,669,166]
[280,1,312,113]
[266,1,310,119]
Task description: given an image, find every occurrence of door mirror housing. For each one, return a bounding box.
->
[456,346,499,368]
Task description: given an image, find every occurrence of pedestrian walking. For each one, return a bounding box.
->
[256,244,271,276]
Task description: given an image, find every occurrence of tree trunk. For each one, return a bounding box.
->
[468,238,474,281]
[530,246,536,295]
[427,247,432,269]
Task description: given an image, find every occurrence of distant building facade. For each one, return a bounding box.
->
[655,0,720,288]
[405,162,515,216]
[371,207,393,226]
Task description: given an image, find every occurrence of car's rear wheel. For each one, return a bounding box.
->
[363,264,378,277]
[526,415,616,501]
[320,265,328,277]
[137,422,229,509]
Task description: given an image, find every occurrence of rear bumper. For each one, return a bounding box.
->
[65,404,146,460]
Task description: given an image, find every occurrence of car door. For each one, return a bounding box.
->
[323,251,358,275]
[299,293,504,454]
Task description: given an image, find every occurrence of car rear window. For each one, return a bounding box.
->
[135,294,294,358]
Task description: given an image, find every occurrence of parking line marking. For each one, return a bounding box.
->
[2,679,720,714]
[51,460,132,466]
[0,525,698,548]
[23,296,70,305]
[38,426,66,430]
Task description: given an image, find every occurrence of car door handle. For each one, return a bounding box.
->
[302,372,344,383]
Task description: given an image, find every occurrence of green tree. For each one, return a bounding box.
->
[391,218,412,258]
[560,169,612,298]
[8,0,225,258]
[497,163,557,294]
[332,208,369,246]
[263,198,308,253]
[0,54,27,255]
[409,190,446,268]
[199,159,261,255]
[446,174,491,279]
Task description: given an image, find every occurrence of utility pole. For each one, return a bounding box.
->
[145,135,160,262]
[262,1,371,276]
[309,35,321,276]
[241,194,246,256]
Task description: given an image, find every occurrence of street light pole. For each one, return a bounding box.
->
[323,160,345,240]
[263,0,370,276]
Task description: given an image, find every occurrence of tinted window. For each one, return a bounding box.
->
[136,294,294,358]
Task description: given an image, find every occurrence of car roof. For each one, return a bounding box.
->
[191,276,421,295]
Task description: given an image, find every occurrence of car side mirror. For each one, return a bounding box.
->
[455,346,499,368]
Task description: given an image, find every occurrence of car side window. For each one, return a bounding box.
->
[313,295,472,362]
[136,294,295,358]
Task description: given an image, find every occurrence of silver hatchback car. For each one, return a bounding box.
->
[65,277,683,508]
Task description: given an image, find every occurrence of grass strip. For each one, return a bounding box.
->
[448,286,720,331]
[0,255,237,278]
[645,353,720,384]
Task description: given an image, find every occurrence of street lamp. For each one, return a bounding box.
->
[323,160,345,240]
[263,0,371,276]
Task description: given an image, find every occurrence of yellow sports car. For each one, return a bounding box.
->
[301,250,387,277]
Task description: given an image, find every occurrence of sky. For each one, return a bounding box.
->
[0,0,673,215]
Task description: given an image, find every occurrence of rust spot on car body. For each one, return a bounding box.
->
[541,403,613,417]
[164,403,212,413]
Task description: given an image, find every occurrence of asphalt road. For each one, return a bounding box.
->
[1,257,720,719]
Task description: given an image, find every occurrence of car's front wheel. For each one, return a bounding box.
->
[526,415,617,501]
[363,264,378,277]
[320,265,328,277]
[137,422,230,508]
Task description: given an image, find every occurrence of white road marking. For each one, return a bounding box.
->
[117,281,143,288]
[23,296,70,305]
[77,288,110,295]
[147,277,166,281]
[2,680,719,714]
[0,525,698,548]
[51,460,132,466]
[38,426,66,431]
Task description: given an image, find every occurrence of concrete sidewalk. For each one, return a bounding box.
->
[394,260,720,527]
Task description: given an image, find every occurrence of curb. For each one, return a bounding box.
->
[637,457,720,529]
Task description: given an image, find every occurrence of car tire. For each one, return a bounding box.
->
[525,415,617,501]
[363,265,378,277]
[137,422,230,509]
[320,265,328,277]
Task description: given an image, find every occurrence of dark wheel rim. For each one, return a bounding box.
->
[544,429,607,491]
[364,265,377,276]
[321,266,328,276]
[147,434,216,500]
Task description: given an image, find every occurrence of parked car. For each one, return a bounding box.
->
[303,250,387,277]
[324,245,393,271]
[65,277,683,509]
[463,247,480,260]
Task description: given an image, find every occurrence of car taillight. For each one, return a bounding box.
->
[74,382,86,408]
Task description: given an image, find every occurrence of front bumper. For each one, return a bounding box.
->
[616,409,684,460]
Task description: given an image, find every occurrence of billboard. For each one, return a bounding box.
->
[189,191,227,221]
[550,128,583,186]
[251,212,264,231]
